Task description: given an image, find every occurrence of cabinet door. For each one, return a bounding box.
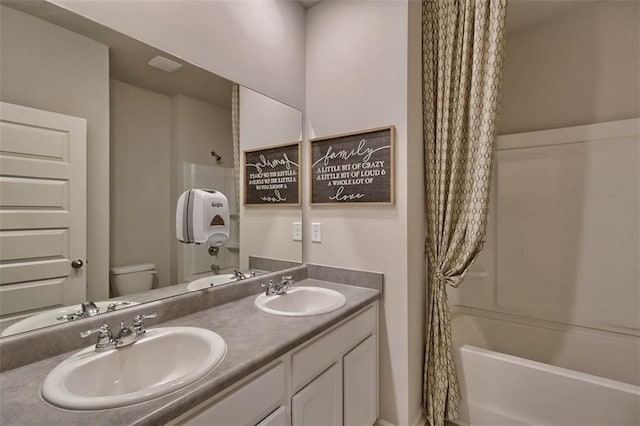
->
[343,335,377,426]
[258,406,287,426]
[292,363,341,426]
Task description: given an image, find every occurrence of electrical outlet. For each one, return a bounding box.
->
[311,222,322,242]
[293,222,302,241]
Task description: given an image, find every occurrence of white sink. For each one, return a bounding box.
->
[187,273,247,291]
[42,326,226,410]
[255,286,346,317]
[1,301,139,337]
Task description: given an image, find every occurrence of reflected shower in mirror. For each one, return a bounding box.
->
[0,1,302,337]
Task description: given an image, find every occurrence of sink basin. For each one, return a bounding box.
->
[186,274,241,291]
[42,326,226,410]
[255,286,346,317]
[1,301,139,337]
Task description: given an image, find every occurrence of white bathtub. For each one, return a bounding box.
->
[450,311,640,426]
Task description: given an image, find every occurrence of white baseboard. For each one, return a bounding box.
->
[376,411,426,426]
[411,410,426,426]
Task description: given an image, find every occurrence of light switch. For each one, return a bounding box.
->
[293,222,302,241]
[311,222,322,243]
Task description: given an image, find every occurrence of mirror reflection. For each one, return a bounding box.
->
[0,1,303,336]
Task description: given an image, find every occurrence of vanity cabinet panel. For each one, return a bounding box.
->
[291,305,375,391]
[181,362,285,426]
[343,335,377,426]
[291,363,342,426]
[169,301,378,426]
[257,406,287,426]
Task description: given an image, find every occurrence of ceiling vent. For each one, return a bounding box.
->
[147,56,183,73]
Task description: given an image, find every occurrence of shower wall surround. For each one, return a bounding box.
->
[449,118,640,378]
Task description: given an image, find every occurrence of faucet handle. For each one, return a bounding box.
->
[81,324,113,351]
[80,323,111,339]
[133,312,157,323]
[132,312,157,336]
[106,301,131,312]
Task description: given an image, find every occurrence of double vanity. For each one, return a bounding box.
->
[0,265,381,425]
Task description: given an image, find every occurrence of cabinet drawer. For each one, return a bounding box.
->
[292,305,375,390]
[183,362,285,425]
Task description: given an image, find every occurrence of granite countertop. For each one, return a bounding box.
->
[0,279,380,426]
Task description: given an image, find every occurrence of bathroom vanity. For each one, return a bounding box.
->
[172,296,377,426]
[0,272,381,425]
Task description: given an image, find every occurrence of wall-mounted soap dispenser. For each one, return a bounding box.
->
[176,189,230,248]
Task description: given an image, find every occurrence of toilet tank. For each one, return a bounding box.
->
[109,263,156,296]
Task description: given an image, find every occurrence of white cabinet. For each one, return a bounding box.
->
[343,335,377,426]
[257,406,287,426]
[170,302,378,426]
[292,363,341,426]
[179,362,286,426]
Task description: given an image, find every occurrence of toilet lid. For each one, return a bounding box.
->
[110,263,156,275]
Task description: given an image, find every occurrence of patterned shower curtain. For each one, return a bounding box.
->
[422,1,507,425]
[231,84,241,218]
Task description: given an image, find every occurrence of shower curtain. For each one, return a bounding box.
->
[422,1,507,425]
[231,84,241,217]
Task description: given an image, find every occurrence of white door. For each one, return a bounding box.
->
[292,363,342,426]
[0,102,87,317]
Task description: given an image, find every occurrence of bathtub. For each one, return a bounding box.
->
[450,311,640,426]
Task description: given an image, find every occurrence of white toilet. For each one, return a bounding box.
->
[109,263,156,296]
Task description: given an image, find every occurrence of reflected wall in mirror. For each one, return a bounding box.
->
[0,2,303,337]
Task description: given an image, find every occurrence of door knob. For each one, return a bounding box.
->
[71,259,84,269]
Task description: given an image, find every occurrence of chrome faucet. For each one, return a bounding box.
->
[81,312,157,352]
[210,264,221,274]
[81,301,100,317]
[232,269,246,280]
[261,275,294,296]
[57,301,100,322]
[58,300,132,322]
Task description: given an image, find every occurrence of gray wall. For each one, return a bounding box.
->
[110,81,234,287]
[1,5,110,301]
[110,80,171,288]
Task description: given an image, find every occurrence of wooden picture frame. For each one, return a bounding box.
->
[243,141,301,206]
[309,126,395,205]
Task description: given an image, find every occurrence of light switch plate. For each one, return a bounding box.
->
[311,222,322,242]
[293,222,302,241]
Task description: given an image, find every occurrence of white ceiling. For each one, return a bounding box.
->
[298,0,600,33]
[8,0,602,102]
[4,0,233,109]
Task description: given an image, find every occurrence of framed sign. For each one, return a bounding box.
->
[244,141,301,206]
[309,126,395,205]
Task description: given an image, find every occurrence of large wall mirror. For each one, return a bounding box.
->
[0,1,303,337]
